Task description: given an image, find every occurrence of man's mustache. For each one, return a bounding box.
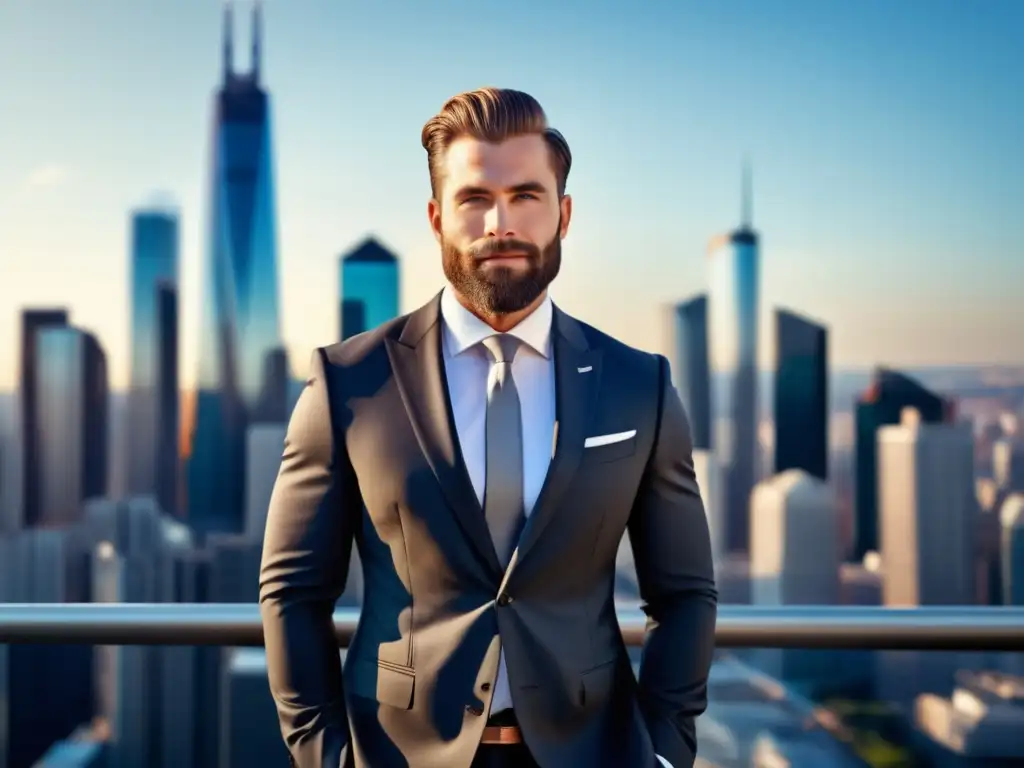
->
[469,238,540,261]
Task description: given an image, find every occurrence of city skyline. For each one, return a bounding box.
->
[1,0,1022,393]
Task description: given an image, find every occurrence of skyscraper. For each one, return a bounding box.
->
[2,528,95,768]
[853,368,949,561]
[877,407,975,606]
[339,237,400,340]
[773,309,828,480]
[708,162,759,554]
[750,470,840,690]
[35,326,108,526]
[127,208,179,515]
[664,295,712,450]
[155,282,180,517]
[189,0,283,534]
[20,308,69,528]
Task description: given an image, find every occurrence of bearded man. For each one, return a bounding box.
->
[260,87,717,768]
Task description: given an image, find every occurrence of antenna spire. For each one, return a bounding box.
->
[741,156,753,229]
[251,0,263,83]
[222,1,235,82]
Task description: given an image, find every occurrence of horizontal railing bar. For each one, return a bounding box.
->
[1,604,1023,650]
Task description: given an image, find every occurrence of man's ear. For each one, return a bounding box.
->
[427,198,442,243]
[558,194,573,239]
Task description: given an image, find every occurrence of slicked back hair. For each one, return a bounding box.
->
[421,87,572,199]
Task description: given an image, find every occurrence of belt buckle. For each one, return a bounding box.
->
[481,724,522,745]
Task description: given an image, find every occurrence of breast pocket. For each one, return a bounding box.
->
[581,432,637,464]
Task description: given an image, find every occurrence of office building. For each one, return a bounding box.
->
[127,209,179,516]
[340,237,400,340]
[750,470,840,690]
[773,309,828,480]
[853,367,949,561]
[83,498,198,768]
[0,529,94,768]
[707,162,759,554]
[19,308,69,527]
[254,345,289,423]
[35,326,108,526]
[155,282,180,516]
[879,407,975,606]
[93,540,151,768]
[663,295,711,450]
[244,423,286,539]
[189,0,283,535]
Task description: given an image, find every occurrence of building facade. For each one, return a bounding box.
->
[339,237,400,340]
[189,0,283,534]
[127,209,179,514]
[707,171,760,554]
[773,309,828,480]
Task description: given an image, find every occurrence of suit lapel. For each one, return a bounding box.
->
[386,294,502,575]
[514,307,602,565]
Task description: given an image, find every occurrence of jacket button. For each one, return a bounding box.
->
[496,593,512,607]
[466,704,484,717]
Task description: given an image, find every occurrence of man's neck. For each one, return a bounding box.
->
[449,288,548,333]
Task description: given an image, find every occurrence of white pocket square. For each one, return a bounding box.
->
[584,430,637,448]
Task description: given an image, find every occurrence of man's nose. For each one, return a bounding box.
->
[484,202,516,239]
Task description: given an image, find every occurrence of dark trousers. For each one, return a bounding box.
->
[470,743,539,768]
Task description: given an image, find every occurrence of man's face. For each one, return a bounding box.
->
[428,134,572,316]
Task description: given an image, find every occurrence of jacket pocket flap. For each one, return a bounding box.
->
[346,655,415,710]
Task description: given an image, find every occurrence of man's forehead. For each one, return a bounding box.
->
[443,134,554,184]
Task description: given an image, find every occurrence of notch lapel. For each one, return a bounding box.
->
[386,294,502,575]
[514,307,601,565]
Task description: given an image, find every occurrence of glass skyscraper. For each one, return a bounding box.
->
[339,238,400,340]
[20,308,69,528]
[773,309,828,481]
[127,208,179,514]
[189,1,283,533]
[707,165,759,554]
[667,295,712,451]
[156,283,180,516]
[35,326,108,526]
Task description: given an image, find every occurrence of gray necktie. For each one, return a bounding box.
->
[481,334,525,567]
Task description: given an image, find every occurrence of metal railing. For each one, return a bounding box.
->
[1,604,1023,650]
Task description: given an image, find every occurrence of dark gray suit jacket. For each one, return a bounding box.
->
[259,293,718,768]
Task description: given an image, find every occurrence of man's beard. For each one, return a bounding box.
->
[441,227,561,316]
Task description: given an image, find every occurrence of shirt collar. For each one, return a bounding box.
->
[440,285,553,360]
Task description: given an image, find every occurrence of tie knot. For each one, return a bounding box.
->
[482,334,521,364]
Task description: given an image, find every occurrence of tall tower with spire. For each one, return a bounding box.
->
[188,0,285,535]
[706,159,761,554]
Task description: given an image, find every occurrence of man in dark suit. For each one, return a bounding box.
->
[260,86,718,768]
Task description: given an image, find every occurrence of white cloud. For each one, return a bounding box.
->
[24,163,71,189]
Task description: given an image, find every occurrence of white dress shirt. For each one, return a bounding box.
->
[439,286,556,716]
[438,287,673,768]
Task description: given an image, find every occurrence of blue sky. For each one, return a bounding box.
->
[0,0,1021,390]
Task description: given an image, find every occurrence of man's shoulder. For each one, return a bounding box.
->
[318,310,418,370]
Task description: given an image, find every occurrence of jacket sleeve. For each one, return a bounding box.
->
[260,348,361,768]
[628,354,718,768]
